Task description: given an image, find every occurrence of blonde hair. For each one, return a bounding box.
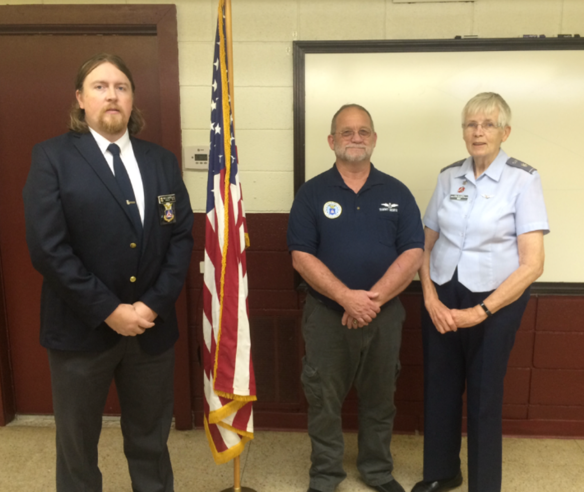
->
[68,53,145,135]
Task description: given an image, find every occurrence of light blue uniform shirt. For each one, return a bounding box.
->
[424,149,549,292]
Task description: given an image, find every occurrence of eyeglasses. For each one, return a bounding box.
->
[463,121,501,132]
[335,129,373,139]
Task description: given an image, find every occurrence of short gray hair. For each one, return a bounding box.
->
[330,104,375,134]
[461,92,512,128]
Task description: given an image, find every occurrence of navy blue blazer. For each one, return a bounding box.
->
[23,131,194,355]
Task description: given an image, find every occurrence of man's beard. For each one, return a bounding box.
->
[334,143,373,163]
[98,107,128,135]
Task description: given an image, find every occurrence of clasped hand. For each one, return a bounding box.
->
[105,301,158,336]
[340,290,380,329]
[426,298,486,334]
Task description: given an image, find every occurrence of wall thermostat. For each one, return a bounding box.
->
[183,145,209,171]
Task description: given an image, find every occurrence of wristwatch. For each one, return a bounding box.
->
[479,301,493,317]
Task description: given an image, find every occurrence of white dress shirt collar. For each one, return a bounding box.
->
[88,127,131,155]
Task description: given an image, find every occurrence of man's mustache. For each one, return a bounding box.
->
[102,105,122,114]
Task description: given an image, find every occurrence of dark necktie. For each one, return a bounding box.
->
[107,143,143,234]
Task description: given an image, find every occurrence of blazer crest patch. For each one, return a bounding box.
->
[158,194,176,224]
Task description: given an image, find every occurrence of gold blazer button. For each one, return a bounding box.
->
[130,276,137,283]
[130,243,137,249]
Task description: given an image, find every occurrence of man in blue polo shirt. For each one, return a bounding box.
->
[288,104,424,492]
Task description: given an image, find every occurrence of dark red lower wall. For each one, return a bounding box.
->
[188,213,584,437]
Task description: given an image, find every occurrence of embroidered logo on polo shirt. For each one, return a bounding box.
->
[379,202,399,212]
[323,201,342,219]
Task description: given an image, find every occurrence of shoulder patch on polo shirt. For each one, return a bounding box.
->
[323,201,342,219]
[440,159,465,173]
[506,157,536,174]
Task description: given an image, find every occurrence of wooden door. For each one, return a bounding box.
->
[0,5,191,428]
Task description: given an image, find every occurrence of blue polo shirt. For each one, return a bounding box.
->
[288,164,425,311]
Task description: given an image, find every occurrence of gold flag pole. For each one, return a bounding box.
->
[220,2,254,490]
[226,0,236,126]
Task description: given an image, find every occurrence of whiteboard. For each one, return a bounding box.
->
[295,40,584,284]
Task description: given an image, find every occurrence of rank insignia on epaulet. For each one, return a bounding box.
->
[440,159,465,173]
[506,157,536,174]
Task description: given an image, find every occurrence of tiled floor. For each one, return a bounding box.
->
[1,417,584,491]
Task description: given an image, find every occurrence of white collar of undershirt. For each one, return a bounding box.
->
[88,127,131,156]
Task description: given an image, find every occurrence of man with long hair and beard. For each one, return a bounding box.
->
[23,53,193,492]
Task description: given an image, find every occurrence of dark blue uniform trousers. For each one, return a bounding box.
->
[301,294,405,492]
[421,272,530,492]
[48,337,175,492]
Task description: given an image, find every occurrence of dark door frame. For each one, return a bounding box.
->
[0,4,192,429]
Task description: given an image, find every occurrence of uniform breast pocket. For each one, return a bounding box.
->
[377,213,399,246]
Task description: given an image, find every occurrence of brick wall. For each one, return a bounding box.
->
[188,213,584,437]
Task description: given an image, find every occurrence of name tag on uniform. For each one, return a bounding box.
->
[158,194,176,224]
[450,194,468,201]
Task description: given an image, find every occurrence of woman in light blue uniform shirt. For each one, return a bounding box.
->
[412,93,549,492]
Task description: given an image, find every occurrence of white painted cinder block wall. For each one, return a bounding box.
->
[7,0,584,212]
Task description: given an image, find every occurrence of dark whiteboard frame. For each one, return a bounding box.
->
[292,37,584,295]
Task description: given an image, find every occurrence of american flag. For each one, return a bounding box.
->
[202,0,256,465]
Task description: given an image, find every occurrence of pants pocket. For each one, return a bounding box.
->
[302,294,319,326]
[301,358,323,409]
[394,359,401,387]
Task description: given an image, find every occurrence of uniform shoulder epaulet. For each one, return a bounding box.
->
[440,159,465,173]
[506,157,536,174]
